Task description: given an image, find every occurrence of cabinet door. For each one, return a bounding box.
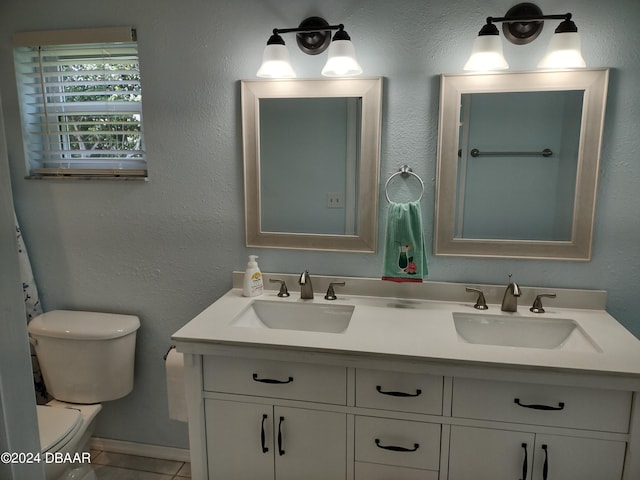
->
[532,434,626,480]
[205,399,274,480]
[448,426,534,480]
[275,406,347,480]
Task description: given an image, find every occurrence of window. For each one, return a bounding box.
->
[13,27,147,179]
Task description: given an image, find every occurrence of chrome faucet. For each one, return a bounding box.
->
[298,270,313,299]
[501,274,521,312]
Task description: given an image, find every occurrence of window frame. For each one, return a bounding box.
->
[13,26,147,180]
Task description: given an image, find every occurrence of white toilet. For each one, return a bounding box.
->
[28,310,140,480]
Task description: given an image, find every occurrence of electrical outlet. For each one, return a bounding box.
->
[327,192,344,209]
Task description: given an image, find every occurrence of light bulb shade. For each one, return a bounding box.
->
[321,39,362,77]
[537,31,586,69]
[256,44,296,78]
[464,35,509,71]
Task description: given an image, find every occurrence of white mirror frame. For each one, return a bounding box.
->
[242,77,382,252]
[434,68,609,261]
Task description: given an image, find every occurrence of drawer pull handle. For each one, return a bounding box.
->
[542,444,549,480]
[277,416,285,456]
[514,398,565,411]
[253,373,294,384]
[260,414,269,453]
[521,443,528,480]
[374,438,419,452]
[376,385,422,397]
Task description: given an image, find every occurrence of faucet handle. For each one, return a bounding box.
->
[530,293,556,313]
[325,282,346,301]
[466,287,488,310]
[269,279,290,297]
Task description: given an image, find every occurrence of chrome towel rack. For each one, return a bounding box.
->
[384,165,425,203]
[470,148,553,158]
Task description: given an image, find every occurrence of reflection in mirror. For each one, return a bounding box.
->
[456,90,583,241]
[435,69,609,260]
[259,97,361,235]
[242,78,382,252]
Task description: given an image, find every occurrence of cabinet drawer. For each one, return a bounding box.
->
[355,462,438,480]
[355,416,440,471]
[356,369,443,415]
[452,377,632,433]
[202,356,347,405]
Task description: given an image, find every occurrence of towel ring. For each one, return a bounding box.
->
[384,165,425,203]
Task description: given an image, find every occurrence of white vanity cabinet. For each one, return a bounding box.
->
[186,352,636,480]
[200,356,348,480]
[448,378,631,480]
[353,368,444,479]
[448,426,534,480]
[448,426,626,480]
[355,369,443,415]
[354,416,441,479]
[202,356,348,405]
[174,283,640,480]
[451,377,632,433]
[205,399,347,480]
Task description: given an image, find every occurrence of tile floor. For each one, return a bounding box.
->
[91,449,191,479]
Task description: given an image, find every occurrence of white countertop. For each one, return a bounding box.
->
[172,278,640,380]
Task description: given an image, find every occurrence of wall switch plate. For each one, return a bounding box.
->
[327,192,344,209]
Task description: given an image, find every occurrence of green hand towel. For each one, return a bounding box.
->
[382,201,428,282]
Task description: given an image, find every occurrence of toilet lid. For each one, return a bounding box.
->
[37,406,82,453]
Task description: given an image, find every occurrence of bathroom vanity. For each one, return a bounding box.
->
[172,273,640,480]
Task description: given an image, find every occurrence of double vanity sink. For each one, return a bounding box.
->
[172,272,640,480]
[175,272,639,374]
[231,298,600,353]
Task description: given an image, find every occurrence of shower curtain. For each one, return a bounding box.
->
[14,211,49,403]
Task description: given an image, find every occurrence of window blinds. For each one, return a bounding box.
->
[13,27,147,178]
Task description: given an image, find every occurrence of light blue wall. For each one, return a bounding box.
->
[0,0,638,450]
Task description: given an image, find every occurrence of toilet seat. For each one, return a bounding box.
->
[37,405,83,453]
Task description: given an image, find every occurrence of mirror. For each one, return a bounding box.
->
[435,69,609,260]
[242,78,382,252]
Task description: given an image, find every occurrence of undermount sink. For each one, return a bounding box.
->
[453,312,601,352]
[232,300,354,333]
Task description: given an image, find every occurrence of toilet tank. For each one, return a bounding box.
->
[28,310,140,404]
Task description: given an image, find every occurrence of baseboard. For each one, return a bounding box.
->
[91,437,190,463]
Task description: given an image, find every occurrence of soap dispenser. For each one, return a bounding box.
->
[243,255,264,297]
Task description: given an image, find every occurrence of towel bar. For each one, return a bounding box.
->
[470,148,553,157]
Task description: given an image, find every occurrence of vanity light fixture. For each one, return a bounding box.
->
[464,2,586,71]
[257,16,362,78]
